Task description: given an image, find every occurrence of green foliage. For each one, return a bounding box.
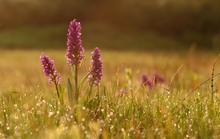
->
[0,25,67,49]
[1,0,220,35]
[0,24,188,50]
[0,0,220,49]
[67,78,73,105]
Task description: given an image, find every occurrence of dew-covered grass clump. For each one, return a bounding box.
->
[0,19,220,139]
[1,79,220,138]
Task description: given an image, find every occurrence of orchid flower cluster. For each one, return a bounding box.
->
[40,19,103,104]
[141,73,167,90]
[40,54,62,98]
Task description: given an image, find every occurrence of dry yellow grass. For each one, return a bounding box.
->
[0,49,218,93]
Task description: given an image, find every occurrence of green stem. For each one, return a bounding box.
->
[97,85,100,101]
[89,85,93,96]
[78,72,90,92]
[54,81,60,99]
[75,65,78,102]
[86,86,92,102]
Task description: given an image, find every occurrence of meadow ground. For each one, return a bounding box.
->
[0,49,217,92]
[0,49,220,138]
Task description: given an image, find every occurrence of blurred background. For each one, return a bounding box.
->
[0,0,220,51]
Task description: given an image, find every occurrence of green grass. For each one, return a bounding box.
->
[0,25,67,49]
[0,23,188,50]
[0,49,220,138]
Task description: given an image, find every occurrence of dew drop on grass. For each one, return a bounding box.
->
[109,126,114,131]
[130,127,134,131]
[81,126,86,131]
[36,103,40,107]
[22,113,26,117]
[6,126,10,130]
[208,119,212,124]
[121,128,125,132]
[14,104,18,108]
[110,112,114,116]
[48,112,54,117]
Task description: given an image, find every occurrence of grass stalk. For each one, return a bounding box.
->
[54,81,60,99]
[211,54,220,104]
[75,64,79,102]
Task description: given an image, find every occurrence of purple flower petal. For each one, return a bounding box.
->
[66,19,85,66]
[153,73,167,85]
[40,53,61,84]
[141,74,154,90]
[88,47,103,86]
